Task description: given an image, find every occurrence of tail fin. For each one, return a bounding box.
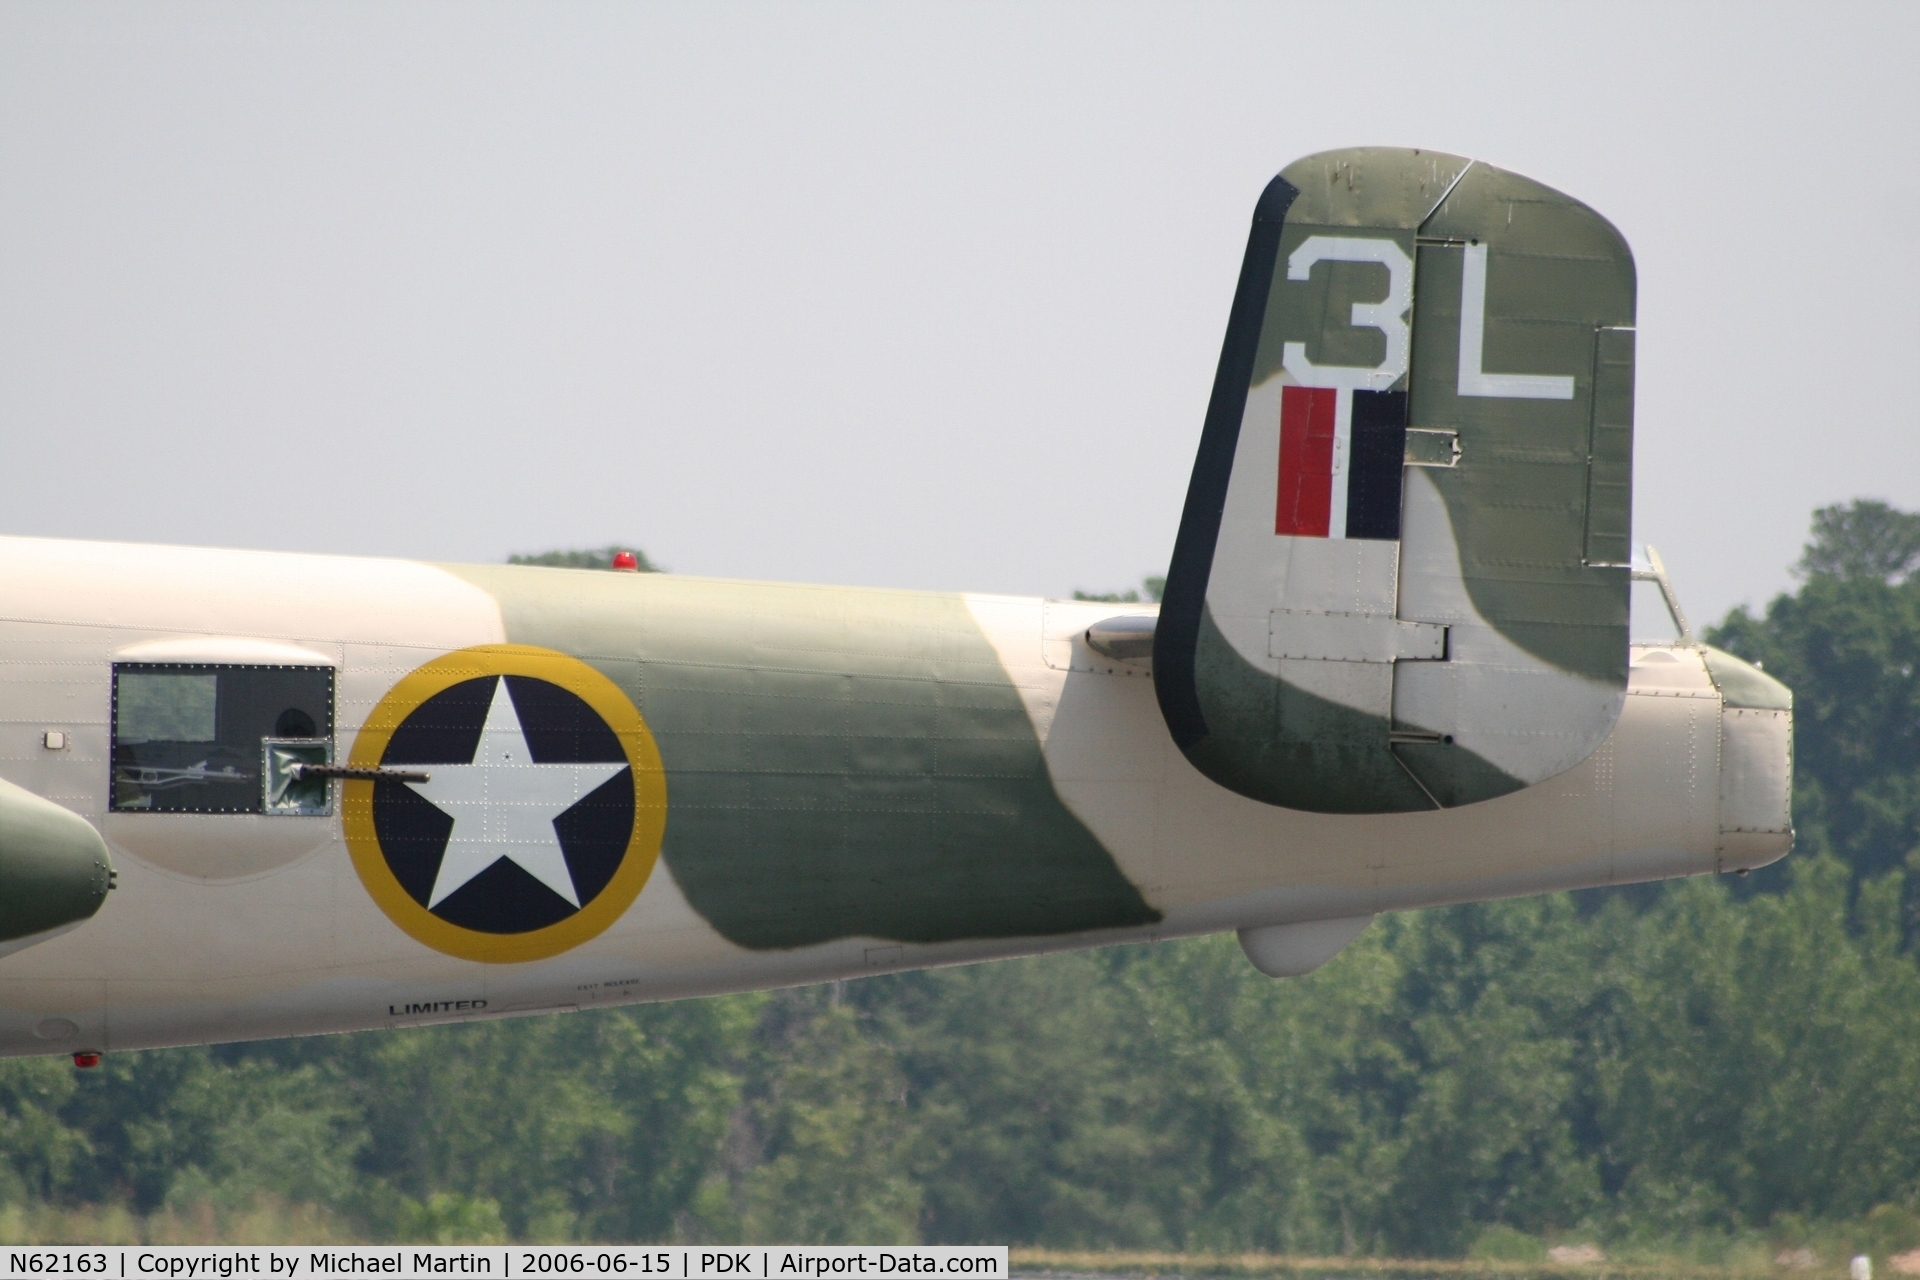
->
[1154,148,1635,814]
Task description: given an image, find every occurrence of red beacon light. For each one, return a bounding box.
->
[72,1051,101,1069]
[610,551,640,573]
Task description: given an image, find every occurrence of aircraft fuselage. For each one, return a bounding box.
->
[0,535,1788,1057]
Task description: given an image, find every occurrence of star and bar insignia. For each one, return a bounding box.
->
[344,646,666,963]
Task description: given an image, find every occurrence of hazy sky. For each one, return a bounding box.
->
[2,3,1914,625]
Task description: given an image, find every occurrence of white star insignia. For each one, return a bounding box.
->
[404,680,627,911]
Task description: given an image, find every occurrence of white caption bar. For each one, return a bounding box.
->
[0,1247,1008,1280]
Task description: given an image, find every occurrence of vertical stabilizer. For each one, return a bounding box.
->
[1156,148,1636,813]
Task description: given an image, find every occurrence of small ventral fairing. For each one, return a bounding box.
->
[0,148,1791,1059]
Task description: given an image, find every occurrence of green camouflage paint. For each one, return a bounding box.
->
[1247,148,1471,388]
[446,567,1160,950]
[1412,162,1636,685]
[0,776,113,943]
[1186,609,1522,812]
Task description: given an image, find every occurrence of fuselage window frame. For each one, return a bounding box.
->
[110,663,336,816]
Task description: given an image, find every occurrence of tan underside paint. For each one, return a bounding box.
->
[969,595,1741,933]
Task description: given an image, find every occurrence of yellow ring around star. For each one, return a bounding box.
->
[343,644,667,964]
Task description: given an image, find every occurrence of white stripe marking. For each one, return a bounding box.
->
[1457,243,1575,400]
[1327,387,1353,539]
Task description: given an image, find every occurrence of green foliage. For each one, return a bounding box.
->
[0,1058,84,1205]
[340,997,758,1241]
[393,1194,507,1245]
[11,866,1920,1252]
[1798,499,1920,582]
[1467,1225,1547,1262]
[730,994,919,1244]
[508,546,661,572]
[1594,860,1920,1234]
[1711,502,1920,886]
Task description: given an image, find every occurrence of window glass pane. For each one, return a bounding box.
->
[116,673,217,743]
[112,665,334,814]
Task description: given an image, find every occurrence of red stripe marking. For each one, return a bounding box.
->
[1276,385,1336,536]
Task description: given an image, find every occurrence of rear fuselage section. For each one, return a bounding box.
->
[0,536,1786,1055]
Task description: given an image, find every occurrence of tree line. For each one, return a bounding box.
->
[4,505,1920,1254]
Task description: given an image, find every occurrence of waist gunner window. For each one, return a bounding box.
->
[112,664,335,814]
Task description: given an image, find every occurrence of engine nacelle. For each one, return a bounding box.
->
[0,777,113,956]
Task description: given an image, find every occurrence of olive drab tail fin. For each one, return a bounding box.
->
[1154,148,1636,814]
